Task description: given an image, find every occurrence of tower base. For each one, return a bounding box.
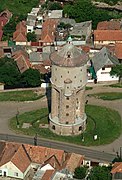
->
[49,113,87,136]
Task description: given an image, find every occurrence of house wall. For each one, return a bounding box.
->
[27,25,34,33]
[0,162,24,179]
[16,42,27,46]
[96,67,119,82]
[94,40,122,47]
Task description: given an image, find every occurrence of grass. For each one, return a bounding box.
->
[0,0,40,16]
[9,105,122,146]
[0,90,44,101]
[89,92,122,100]
[109,83,122,88]
[85,86,93,90]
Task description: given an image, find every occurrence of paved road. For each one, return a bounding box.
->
[0,85,121,160]
[0,133,115,162]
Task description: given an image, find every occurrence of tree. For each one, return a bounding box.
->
[48,2,62,10]
[21,68,41,87]
[110,64,122,84]
[0,56,21,87]
[27,32,37,42]
[74,166,87,179]
[88,166,112,180]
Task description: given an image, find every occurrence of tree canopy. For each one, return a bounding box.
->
[27,32,37,42]
[63,0,117,29]
[88,166,112,180]
[21,68,42,87]
[110,64,122,83]
[0,56,21,87]
[74,166,87,179]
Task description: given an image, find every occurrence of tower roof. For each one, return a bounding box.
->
[50,43,89,67]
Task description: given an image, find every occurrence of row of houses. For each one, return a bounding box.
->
[0,141,122,180]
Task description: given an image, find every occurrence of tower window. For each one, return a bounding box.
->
[66,105,69,108]
[80,80,82,82]
[61,75,62,78]
[67,71,69,73]
[55,78,57,81]
[52,125,55,130]
[66,97,69,100]
[74,76,76,78]
[67,86,69,89]
[66,121,69,124]
[66,113,69,116]
[81,69,82,71]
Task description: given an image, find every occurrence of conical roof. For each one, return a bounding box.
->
[50,43,89,67]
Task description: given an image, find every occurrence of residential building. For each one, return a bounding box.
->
[111,162,122,180]
[88,47,119,82]
[12,50,31,73]
[97,20,121,30]
[41,18,59,46]
[0,142,31,179]
[94,30,122,48]
[49,40,89,135]
[13,21,27,45]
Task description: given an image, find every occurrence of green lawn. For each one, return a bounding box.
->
[9,105,122,146]
[85,86,93,90]
[89,92,122,100]
[0,90,44,101]
[109,83,122,88]
[0,0,40,16]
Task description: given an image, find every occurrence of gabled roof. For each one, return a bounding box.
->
[111,162,122,174]
[115,43,122,59]
[41,19,59,43]
[64,153,84,173]
[0,142,31,173]
[12,50,31,73]
[24,144,64,165]
[97,21,121,30]
[94,30,122,41]
[13,32,27,42]
[91,47,119,72]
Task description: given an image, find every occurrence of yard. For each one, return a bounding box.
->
[0,90,44,101]
[9,105,122,146]
[89,92,122,100]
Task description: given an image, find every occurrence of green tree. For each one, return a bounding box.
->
[0,56,21,87]
[21,68,41,87]
[48,2,62,10]
[88,166,112,180]
[27,32,37,42]
[110,64,122,84]
[74,166,87,179]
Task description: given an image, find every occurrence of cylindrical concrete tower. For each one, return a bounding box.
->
[49,41,89,136]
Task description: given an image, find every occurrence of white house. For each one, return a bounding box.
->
[88,47,119,83]
[0,142,31,179]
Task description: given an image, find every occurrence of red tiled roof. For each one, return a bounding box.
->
[64,153,84,173]
[0,9,12,20]
[115,43,122,59]
[111,162,122,174]
[97,21,121,30]
[41,170,55,180]
[94,30,122,41]
[13,21,27,42]
[32,64,48,74]
[24,144,64,165]
[13,32,27,42]
[12,50,31,73]
[0,142,31,173]
[41,19,59,43]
